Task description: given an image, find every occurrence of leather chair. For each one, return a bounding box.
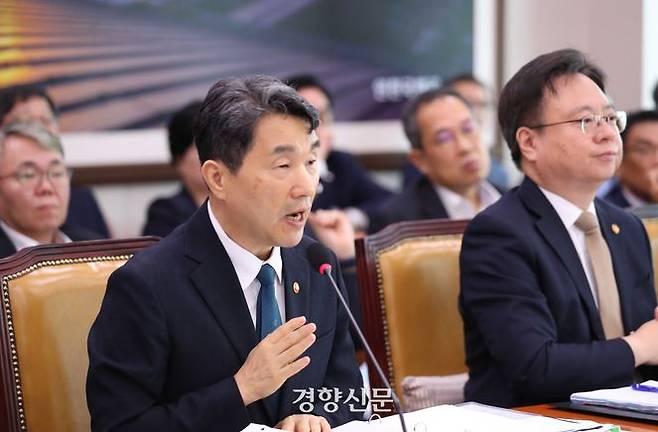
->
[355,219,469,410]
[0,237,158,432]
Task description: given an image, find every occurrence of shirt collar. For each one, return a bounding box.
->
[0,220,71,251]
[206,202,283,291]
[539,186,597,228]
[434,181,501,218]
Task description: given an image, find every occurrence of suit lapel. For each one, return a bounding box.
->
[519,178,605,339]
[184,206,259,364]
[279,244,312,413]
[417,177,449,219]
[596,201,632,333]
[0,227,17,259]
[282,246,311,321]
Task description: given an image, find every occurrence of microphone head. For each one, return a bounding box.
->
[306,242,333,274]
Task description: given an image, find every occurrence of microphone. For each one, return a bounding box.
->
[306,242,408,432]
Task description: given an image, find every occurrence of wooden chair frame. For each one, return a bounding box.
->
[355,219,469,393]
[0,237,159,432]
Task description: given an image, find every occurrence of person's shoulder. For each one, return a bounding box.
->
[147,188,192,212]
[467,186,525,232]
[368,191,417,231]
[326,150,363,171]
[327,150,356,163]
[122,223,187,274]
[380,187,418,210]
[479,184,521,215]
[62,224,104,241]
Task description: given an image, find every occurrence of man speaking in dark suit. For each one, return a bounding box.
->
[87,76,363,431]
[459,49,658,408]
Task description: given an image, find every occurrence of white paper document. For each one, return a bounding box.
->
[334,403,589,432]
[571,380,658,414]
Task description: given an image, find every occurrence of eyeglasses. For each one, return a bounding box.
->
[527,111,627,135]
[0,165,72,188]
[433,119,479,146]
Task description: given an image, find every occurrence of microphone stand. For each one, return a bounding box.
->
[321,265,408,432]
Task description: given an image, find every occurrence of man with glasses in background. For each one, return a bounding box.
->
[0,122,98,258]
[0,84,110,238]
[369,87,501,233]
[604,110,658,209]
[460,49,658,407]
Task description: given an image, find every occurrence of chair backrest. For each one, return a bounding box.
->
[355,219,469,398]
[640,217,658,300]
[0,237,159,432]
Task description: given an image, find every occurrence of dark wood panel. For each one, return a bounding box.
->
[71,163,177,185]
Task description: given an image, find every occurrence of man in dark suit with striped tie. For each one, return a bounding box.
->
[460,49,658,408]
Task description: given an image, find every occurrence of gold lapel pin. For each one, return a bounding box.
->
[292,281,301,294]
[611,224,620,235]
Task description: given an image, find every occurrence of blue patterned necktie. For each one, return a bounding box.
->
[256,263,282,340]
[255,263,283,418]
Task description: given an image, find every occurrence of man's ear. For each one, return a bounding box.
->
[409,148,430,176]
[201,159,230,200]
[516,127,539,163]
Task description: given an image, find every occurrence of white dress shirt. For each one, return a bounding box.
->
[539,187,599,306]
[435,181,501,219]
[0,220,71,252]
[206,202,285,329]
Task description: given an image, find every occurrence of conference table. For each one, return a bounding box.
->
[519,404,658,432]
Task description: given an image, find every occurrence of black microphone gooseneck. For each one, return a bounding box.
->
[306,243,408,432]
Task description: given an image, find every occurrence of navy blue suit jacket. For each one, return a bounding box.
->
[602,181,632,209]
[368,176,448,234]
[87,206,363,431]
[66,186,110,238]
[0,223,100,259]
[459,177,658,407]
[312,150,392,217]
[142,186,199,237]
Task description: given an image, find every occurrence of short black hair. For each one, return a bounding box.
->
[653,80,658,110]
[444,72,485,89]
[621,110,658,142]
[402,87,472,150]
[194,75,319,173]
[498,48,606,168]
[0,84,58,125]
[167,100,202,164]
[285,74,334,107]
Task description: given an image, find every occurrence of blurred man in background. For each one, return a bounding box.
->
[0,85,110,238]
[604,110,658,209]
[403,73,509,189]
[287,74,392,233]
[369,88,500,233]
[142,100,207,237]
[0,122,99,258]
